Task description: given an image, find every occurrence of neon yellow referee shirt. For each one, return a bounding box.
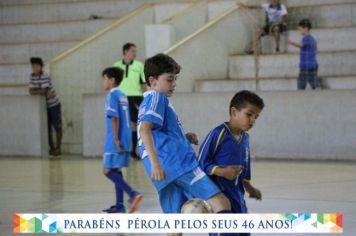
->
[114,59,146,96]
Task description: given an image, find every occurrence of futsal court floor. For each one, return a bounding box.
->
[0,157,355,235]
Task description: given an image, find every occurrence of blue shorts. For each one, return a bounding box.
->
[47,103,62,131]
[158,167,221,213]
[103,152,130,169]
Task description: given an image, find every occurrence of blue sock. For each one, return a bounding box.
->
[106,170,136,199]
[117,171,138,198]
[105,170,124,208]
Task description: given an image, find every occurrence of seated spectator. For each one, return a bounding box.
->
[241,0,288,54]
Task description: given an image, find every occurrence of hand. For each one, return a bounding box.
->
[186,132,199,145]
[114,139,124,152]
[220,166,242,180]
[151,162,166,181]
[249,187,262,200]
[46,90,55,98]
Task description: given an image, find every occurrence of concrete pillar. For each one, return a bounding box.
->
[145,24,174,58]
[0,95,48,157]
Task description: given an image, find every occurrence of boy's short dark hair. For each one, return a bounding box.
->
[229,90,264,114]
[102,67,124,86]
[30,57,43,67]
[144,53,181,86]
[122,42,136,54]
[298,18,312,30]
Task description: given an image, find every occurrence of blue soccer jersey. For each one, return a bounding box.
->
[137,91,199,191]
[198,122,251,213]
[104,88,132,155]
[300,34,318,70]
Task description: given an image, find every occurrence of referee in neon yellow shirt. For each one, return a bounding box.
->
[114,43,147,159]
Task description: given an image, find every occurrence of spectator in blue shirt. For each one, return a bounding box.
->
[288,19,319,90]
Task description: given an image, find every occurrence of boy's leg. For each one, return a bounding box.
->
[248,27,264,54]
[107,169,136,198]
[271,24,280,51]
[298,70,307,90]
[159,182,187,213]
[206,193,231,213]
[50,104,62,156]
[175,167,231,213]
[117,171,143,213]
[175,167,232,236]
[159,183,186,236]
[103,168,125,211]
[47,109,55,154]
[103,168,125,213]
[104,152,143,212]
[209,198,250,236]
[128,97,142,160]
[55,129,62,154]
[307,69,317,89]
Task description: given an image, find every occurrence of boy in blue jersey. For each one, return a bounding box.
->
[199,90,264,236]
[138,54,231,226]
[101,67,143,213]
[288,19,319,90]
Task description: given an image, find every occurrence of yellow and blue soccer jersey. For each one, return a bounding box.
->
[198,122,251,213]
[137,91,199,191]
[104,88,132,154]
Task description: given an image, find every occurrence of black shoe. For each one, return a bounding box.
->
[52,148,61,156]
[276,47,280,52]
[103,206,126,213]
[102,205,116,212]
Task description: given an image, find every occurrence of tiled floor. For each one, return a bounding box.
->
[0,157,355,235]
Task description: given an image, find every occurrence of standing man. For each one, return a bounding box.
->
[114,43,146,160]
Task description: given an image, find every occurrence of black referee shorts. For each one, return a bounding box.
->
[128,96,143,123]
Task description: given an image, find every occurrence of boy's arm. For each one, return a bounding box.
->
[140,66,147,93]
[29,87,48,95]
[140,84,147,93]
[29,74,50,95]
[215,166,243,181]
[243,180,262,200]
[288,39,302,48]
[282,14,288,24]
[186,132,199,145]
[111,117,124,152]
[139,121,166,181]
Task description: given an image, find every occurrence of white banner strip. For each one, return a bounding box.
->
[13,213,343,234]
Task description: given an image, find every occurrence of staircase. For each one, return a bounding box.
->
[0,0,193,96]
[0,0,151,95]
[195,1,356,92]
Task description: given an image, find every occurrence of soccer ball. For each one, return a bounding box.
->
[181,198,213,213]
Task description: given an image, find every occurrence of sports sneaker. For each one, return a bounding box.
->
[128,192,143,213]
[103,205,126,213]
[102,205,115,212]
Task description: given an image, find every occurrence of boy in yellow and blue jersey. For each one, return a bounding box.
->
[199,90,264,236]
[138,54,231,236]
[101,67,143,214]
